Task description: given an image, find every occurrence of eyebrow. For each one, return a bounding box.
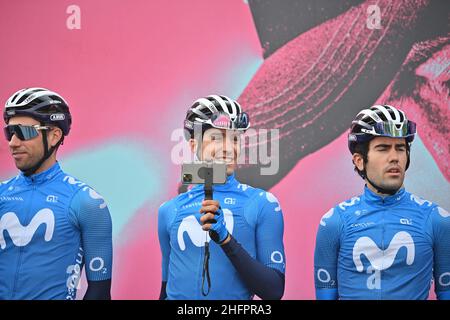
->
[374,143,407,148]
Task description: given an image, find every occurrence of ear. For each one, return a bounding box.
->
[49,127,63,147]
[352,153,365,171]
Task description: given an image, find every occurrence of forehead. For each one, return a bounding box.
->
[203,128,241,137]
[7,116,40,126]
[370,136,406,147]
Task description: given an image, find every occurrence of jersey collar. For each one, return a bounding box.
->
[213,173,239,192]
[363,185,406,206]
[19,161,62,185]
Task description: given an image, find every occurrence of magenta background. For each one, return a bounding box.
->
[0,1,448,299]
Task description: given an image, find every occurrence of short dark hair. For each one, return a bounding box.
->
[352,140,370,179]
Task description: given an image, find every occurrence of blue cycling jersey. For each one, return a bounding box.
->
[0,162,112,300]
[158,174,285,300]
[314,186,450,300]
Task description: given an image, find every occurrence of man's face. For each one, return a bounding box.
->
[356,136,408,193]
[6,116,46,172]
[192,128,241,175]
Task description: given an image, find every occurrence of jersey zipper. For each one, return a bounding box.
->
[12,178,36,298]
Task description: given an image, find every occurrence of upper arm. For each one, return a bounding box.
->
[431,206,450,300]
[255,192,286,275]
[158,201,174,282]
[70,187,113,282]
[314,207,342,299]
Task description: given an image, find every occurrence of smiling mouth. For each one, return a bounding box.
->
[386,168,401,174]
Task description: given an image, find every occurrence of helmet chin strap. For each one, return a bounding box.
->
[365,174,399,196]
[22,125,61,177]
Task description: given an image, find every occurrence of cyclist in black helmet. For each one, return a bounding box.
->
[1,88,113,300]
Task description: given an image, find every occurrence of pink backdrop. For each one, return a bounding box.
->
[0,0,448,299]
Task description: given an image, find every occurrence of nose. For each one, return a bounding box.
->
[388,147,400,163]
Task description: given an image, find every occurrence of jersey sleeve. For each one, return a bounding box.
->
[158,200,176,282]
[314,207,343,300]
[255,192,286,274]
[69,187,113,281]
[430,205,450,300]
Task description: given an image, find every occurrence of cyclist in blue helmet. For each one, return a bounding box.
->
[0,88,113,300]
[158,95,286,299]
[314,104,450,300]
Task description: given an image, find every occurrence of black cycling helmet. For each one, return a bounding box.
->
[4,87,72,176]
[4,87,72,135]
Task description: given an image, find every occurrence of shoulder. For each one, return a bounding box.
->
[158,191,191,220]
[58,173,91,192]
[158,197,178,215]
[327,194,364,223]
[402,191,449,230]
[0,176,17,192]
[59,174,107,210]
[429,203,450,224]
[158,189,201,231]
[406,191,438,212]
[159,186,203,212]
[257,190,282,211]
[318,205,346,232]
[319,194,364,227]
[240,183,282,212]
[336,195,363,213]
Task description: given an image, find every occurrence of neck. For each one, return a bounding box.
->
[27,156,57,176]
[365,177,402,196]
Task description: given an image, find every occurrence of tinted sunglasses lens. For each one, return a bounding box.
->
[20,125,39,140]
[374,121,415,138]
[4,125,39,141]
[3,126,14,141]
[211,113,232,129]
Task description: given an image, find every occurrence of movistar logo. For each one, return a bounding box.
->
[353,231,415,272]
[353,231,415,289]
[0,209,55,249]
[177,209,234,251]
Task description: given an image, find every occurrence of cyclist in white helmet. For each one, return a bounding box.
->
[158,95,286,299]
[314,105,450,300]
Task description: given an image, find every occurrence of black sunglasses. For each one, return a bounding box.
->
[3,124,51,141]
